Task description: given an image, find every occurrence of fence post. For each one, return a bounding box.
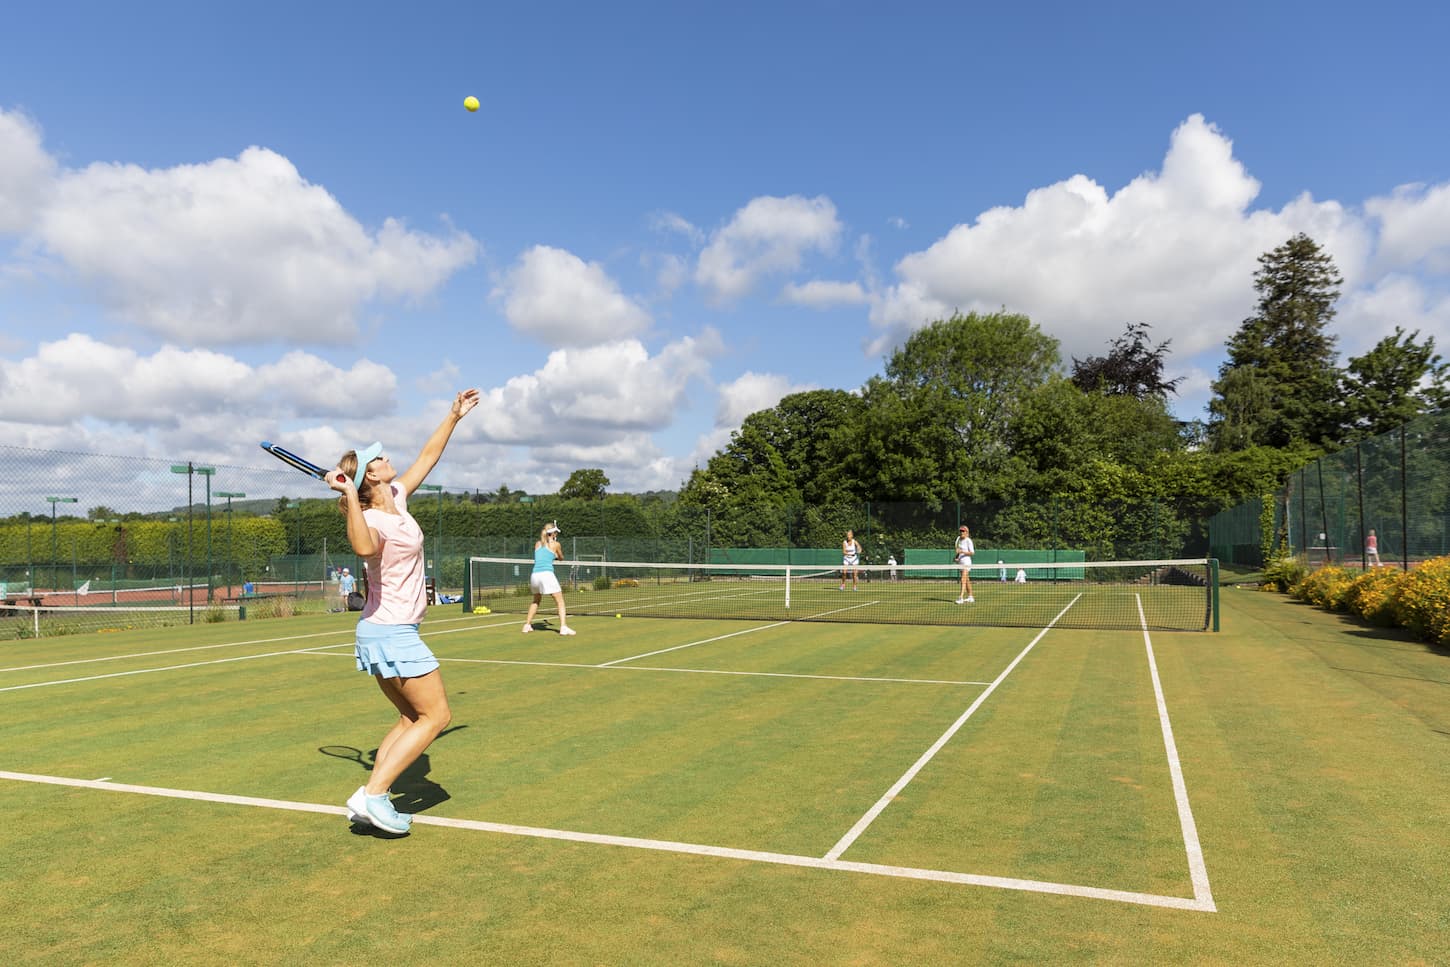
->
[1399,423,1408,571]
[1356,443,1366,570]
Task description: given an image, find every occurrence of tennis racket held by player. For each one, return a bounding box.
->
[260,441,348,484]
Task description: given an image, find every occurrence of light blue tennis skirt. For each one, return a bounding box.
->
[354,620,440,679]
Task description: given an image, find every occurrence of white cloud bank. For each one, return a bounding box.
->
[0,110,478,346]
[494,244,652,346]
[866,114,1450,366]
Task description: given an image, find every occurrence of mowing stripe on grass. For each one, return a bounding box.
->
[0,644,348,692]
[0,769,1213,912]
[823,594,1083,861]
[1137,594,1216,912]
[0,613,502,674]
[294,649,992,687]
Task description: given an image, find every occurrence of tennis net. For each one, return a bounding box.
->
[465,557,1220,632]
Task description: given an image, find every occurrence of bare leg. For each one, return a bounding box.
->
[553,591,571,632]
[524,592,542,630]
[365,670,451,795]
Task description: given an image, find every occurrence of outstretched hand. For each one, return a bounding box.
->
[453,388,481,419]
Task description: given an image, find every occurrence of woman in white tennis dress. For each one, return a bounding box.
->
[955,525,975,604]
[841,529,863,591]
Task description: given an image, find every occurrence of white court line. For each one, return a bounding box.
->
[0,769,1212,912]
[0,644,351,693]
[0,613,491,674]
[596,599,882,667]
[824,594,1083,861]
[599,622,789,665]
[294,650,991,687]
[1137,594,1216,912]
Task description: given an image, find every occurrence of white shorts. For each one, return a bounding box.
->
[843,556,859,567]
[530,571,562,596]
[958,556,972,568]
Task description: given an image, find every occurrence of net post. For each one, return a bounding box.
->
[785,566,791,609]
[461,556,473,613]
[1210,558,1220,631]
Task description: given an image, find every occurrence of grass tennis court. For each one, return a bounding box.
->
[4,589,1446,963]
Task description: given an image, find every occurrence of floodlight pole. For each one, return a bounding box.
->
[171,464,196,624]
[195,467,216,601]
[45,496,78,596]
[217,492,246,594]
[418,484,443,582]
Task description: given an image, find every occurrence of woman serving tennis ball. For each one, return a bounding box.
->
[327,387,479,835]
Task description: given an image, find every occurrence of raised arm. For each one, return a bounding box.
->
[328,472,381,557]
[396,388,480,496]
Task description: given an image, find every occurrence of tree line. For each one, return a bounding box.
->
[676,233,1447,555]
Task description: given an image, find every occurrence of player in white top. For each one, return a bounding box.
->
[841,529,863,591]
[955,525,975,604]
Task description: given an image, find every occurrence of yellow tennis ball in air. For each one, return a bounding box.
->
[464,96,480,112]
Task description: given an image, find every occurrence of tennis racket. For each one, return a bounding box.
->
[261,441,346,483]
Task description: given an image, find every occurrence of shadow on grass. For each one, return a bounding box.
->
[319,724,467,831]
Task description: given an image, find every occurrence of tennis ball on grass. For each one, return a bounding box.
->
[615,613,622,618]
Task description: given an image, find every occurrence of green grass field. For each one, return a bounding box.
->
[3,589,1446,964]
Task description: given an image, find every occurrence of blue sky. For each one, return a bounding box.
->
[3,0,1447,498]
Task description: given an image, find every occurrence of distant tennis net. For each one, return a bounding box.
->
[465,557,1220,632]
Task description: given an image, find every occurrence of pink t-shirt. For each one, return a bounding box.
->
[360,485,427,625]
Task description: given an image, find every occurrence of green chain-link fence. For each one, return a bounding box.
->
[1209,411,1450,569]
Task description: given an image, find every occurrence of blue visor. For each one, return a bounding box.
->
[352,441,383,489]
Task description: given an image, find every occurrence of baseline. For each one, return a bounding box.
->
[0,769,1212,913]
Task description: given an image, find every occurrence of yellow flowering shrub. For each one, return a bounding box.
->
[1292,566,1355,611]
[1392,557,1450,647]
[1276,556,1450,647]
[1341,567,1404,627]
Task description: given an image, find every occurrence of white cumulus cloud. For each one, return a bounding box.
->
[7,132,476,346]
[0,108,54,234]
[495,244,652,346]
[870,114,1374,363]
[695,194,842,302]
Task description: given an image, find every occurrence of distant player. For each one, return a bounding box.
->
[524,522,575,635]
[338,567,356,611]
[841,529,863,591]
[955,525,975,604]
[1366,528,1381,568]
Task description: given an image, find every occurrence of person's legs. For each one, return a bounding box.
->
[366,671,451,795]
[553,591,573,634]
[524,592,542,631]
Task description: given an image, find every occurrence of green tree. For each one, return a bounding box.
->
[559,468,610,500]
[843,311,1059,501]
[1338,327,1450,439]
[1209,233,1343,450]
[735,389,864,504]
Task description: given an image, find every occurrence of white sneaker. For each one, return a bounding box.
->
[966,596,975,603]
[559,626,577,636]
[521,624,532,634]
[955,597,965,604]
[346,786,372,826]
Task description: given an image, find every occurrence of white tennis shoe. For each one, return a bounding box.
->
[346,786,372,826]
[559,626,577,636]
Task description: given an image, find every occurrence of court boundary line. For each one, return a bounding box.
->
[824,594,1082,860]
[1138,594,1216,910]
[0,769,1212,912]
